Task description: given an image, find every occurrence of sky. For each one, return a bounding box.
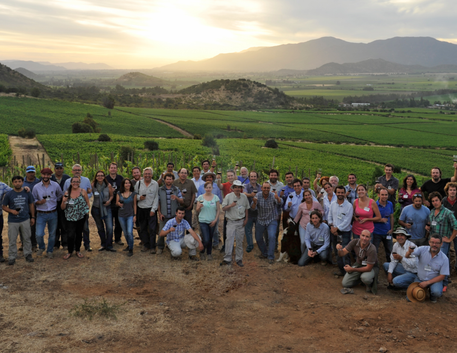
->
[1,0,456,69]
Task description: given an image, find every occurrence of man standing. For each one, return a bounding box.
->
[404,234,449,303]
[280,172,295,229]
[373,188,394,262]
[2,176,35,265]
[51,162,70,250]
[173,168,197,227]
[375,164,399,205]
[284,179,303,220]
[421,163,457,207]
[219,170,236,252]
[328,185,353,275]
[345,174,358,204]
[191,166,204,191]
[443,182,457,271]
[64,164,93,251]
[302,177,316,198]
[329,176,339,189]
[157,162,179,185]
[159,207,204,260]
[32,168,63,258]
[23,165,40,249]
[337,230,379,294]
[0,179,12,262]
[221,180,249,267]
[131,166,142,186]
[157,173,184,254]
[251,182,283,264]
[268,169,284,249]
[106,162,124,246]
[134,167,159,253]
[399,194,430,245]
[243,171,261,253]
[236,167,249,184]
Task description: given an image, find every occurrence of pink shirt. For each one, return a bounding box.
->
[398,188,421,209]
[352,198,374,236]
[294,201,323,229]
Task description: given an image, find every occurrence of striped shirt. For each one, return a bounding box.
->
[251,192,283,226]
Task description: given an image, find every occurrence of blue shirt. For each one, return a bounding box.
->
[3,189,34,223]
[32,180,63,212]
[413,246,449,282]
[399,205,430,240]
[237,175,249,184]
[23,177,41,192]
[197,182,222,201]
[345,184,358,204]
[0,182,12,215]
[244,182,261,216]
[64,176,93,198]
[162,218,191,243]
[374,200,394,235]
[284,190,303,218]
[303,222,330,254]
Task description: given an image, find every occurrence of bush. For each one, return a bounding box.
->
[264,139,278,148]
[120,146,134,162]
[144,140,159,151]
[102,95,115,109]
[72,122,93,133]
[98,134,111,142]
[202,134,217,148]
[83,116,100,133]
[18,128,36,139]
[30,87,41,98]
[193,134,202,140]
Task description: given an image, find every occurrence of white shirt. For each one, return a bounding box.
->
[388,239,418,274]
[192,176,204,190]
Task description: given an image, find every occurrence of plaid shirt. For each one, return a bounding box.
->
[429,206,457,238]
[252,192,282,226]
[0,182,13,215]
[162,218,191,243]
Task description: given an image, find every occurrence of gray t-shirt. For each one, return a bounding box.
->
[3,189,34,223]
[118,192,136,218]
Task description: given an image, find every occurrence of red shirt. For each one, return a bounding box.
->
[222,182,233,197]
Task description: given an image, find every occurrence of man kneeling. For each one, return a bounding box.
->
[337,230,379,294]
[298,210,330,267]
[159,207,203,260]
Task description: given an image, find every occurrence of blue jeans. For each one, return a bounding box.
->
[372,233,393,262]
[91,206,113,249]
[119,216,134,250]
[440,241,451,287]
[394,273,443,300]
[337,231,352,274]
[200,222,216,255]
[382,262,407,277]
[298,247,328,267]
[255,220,278,260]
[245,215,257,251]
[36,211,58,253]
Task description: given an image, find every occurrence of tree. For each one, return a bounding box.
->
[264,139,278,148]
[98,134,111,142]
[72,122,93,133]
[144,140,159,151]
[202,134,217,148]
[30,87,41,97]
[83,116,101,133]
[102,95,115,109]
[18,128,36,138]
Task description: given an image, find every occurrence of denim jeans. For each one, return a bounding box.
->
[298,247,328,267]
[382,262,407,277]
[393,273,443,300]
[91,206,113,249]
[199,222,215,255]
[36,211,58,253]
[440,241,450,287]
[337,231,352,274]
[372,233,393,262]
[255,220,278,260]
[119,216,134,250]
[245,215,257,251]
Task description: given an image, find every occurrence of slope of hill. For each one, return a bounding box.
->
[1,60,66,71]
[115,72,165,86]
[158,37,457,72]
[0,63,48,91]
[55,62,113,70]
[14,67,42,80]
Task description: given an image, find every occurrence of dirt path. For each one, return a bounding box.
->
[153,118,194,137]
[8,136,54,168]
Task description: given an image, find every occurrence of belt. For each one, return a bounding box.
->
[230,218,245,222]
[37,209,57,214]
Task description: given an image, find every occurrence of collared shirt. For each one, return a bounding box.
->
[294,201,323,229]
[244,182,261,216]
[237,175,249,184]
[268,180,284,215]
[399,205,430,240]
[303,222,330,254]
[346,239,378,267]
[328,199,353,232]
[134,179,159,212]
[51,173,71,192]
[413,246,449,282]
[429,206,457,238]
[251,192,282,226]
[32,180,63,212]
[284,190,303,218]
[378,175,399,204]
[173,179,197,208]
[222,193,250,221]
[191,176,204,190]
[162,218,191,243]
[322,193,337,221]
[0,182,12,215]
[63,176,93,198]
[345,184,358,204]
[197,182,222,200]
[388,239,418,274]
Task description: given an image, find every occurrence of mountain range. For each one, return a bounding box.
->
[0,60,113,71]
[157,37,457,72]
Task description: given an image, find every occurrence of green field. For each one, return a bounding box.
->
[0,134,12,166]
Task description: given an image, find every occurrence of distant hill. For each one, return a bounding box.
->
[55,62,113,70]
[0,63,48,91]
[14,67,42,80]
[178,79,297,109]
[158,37,457,72]
[1,60,66,71]
[115,72,166,86]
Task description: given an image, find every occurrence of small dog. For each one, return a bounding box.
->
[277,219,301,264]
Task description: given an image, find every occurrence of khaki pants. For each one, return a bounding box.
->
[8,220,32,260]
[224,219,245,263]
[342,267,375,288]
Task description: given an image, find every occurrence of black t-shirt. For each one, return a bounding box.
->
[106,174,124,207]
[421,178,451,199]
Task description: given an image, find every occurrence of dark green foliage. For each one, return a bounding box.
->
[83,116,101,133]
[144,140,159,151]
[120,146,134,162]
[72,122,93,133]
[264,139,278,148]
[202,134,217,148]
[102,95,115,109]
[30,87,41,97]
[98,134,111,142]
[18,128,36,138]
[193,134,202,140]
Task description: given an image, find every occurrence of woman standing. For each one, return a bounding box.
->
[322,182,337,221]
[294,190,323,254]
[398,174,420,209]
[91,171,115,252]
[116,178,137,256]
[61,176,90,259]
[196,181,220,261]
[352,184,381,239]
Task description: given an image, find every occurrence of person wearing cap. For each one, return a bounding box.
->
[51,162,70,250]
[23,165,40,250]
[221,180,250,267]
[243,171,261,253]
[383,227,418,289]
[32,168,63,258]
[399,193,430,246]
[173,168,197,227]
[403,234,449,303]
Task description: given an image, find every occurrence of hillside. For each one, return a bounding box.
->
[14,67,42,80]
[0,63,49,91]
[115,72,166,87]
[157,36,457,72]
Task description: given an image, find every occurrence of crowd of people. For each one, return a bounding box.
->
[1,159,457,303]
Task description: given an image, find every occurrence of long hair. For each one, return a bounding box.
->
[119,178,134,193]
[92,170,108,187]
[68,176,81,195]
[402,174,418,190]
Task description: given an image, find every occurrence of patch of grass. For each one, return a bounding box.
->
[70,297,126,320]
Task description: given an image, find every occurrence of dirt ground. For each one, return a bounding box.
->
[1,214,457,353]
[8,136,54,168]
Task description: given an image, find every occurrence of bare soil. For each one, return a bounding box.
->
[8,136,54,168]
[153,119,193,138]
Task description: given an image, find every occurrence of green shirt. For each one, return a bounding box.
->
[429,206,457,238]
[196,194,220,224]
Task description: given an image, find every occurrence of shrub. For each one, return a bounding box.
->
[18,128,36,139]
[30,87,41,98]
[202,134,217,148]
[102,95,115,109]
[83,116,100,133]
[193,134,202,140]
[120,146,134,162]
[144,140,159,151]
[98,134,111,142]
[72,122,93,134]
[264,139,278,148]
[70,298,125,320]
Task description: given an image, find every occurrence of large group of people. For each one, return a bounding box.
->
[1,159,457,303]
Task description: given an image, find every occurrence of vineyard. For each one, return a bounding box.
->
[0,134,12,166]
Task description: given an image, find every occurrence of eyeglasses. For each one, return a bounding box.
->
[413,193,422,197]
[71,181,80,184]
[73,169,82,172]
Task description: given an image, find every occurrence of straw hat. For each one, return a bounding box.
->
[406,282,427,303]
[392,227,411,239]
[201,172,216,181]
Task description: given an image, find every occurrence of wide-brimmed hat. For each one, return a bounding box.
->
[230,180,243,189]
[201,172,216,181]
[407,282,427,303]
[392,227,411,239]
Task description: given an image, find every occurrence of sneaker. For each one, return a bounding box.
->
[47,252,53,259]
[150,248,156,254]
[127,250,133,257]
[25,254,34,263]
[431,298,438,304]
[268,259,274,264]
[220,260,231,266]
[107,248,117,252]
[246,247,253,253]
[141,246,148,252]
[8,259,15,265]
[37,249,44,256]
[200,253,206,261]
[443,286,448,293]
[98,247,106,251]
[115,241,124,246]
[123,247,129,252]
[157,249,163,255]
[207,254,213,261]
[0,255,4,263]
[236,260,244,267]
[189,256,199,261]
